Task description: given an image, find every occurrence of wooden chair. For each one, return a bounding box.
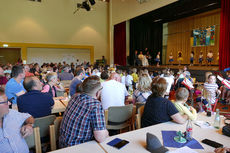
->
[49,117,63,150]
[25,127,42,153]
[104,104,136,132]
[136,105,145,129]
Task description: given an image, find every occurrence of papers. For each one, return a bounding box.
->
[169,146,198,153]
[194,121,214,129]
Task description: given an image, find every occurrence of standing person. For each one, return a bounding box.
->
[190,51,194,66]
[0,88,34,153]
[59,76,108,147]
[141,77,188,127]
[138,51,144,66]
[155,52,161,67]
[207,50,213,66]
[199,51,204,66]
[5,65,26,107]
[169,52,174,65]
[134,50,139,66]
[177,51,183,66]
[146,51,152,65]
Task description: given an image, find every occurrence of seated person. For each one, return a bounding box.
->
[141,77,188,128]
[0,88,34,153]
[17,76,54,118]
[59,76,108,147]
[69,68,84,97]
[174,87,197,121]
[133,74,152,103]
[42,72,64,97]
[58,66,74,81]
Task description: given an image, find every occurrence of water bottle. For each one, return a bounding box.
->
[186,119,193,140]
[206,102,212,117]
[213,109,220,129]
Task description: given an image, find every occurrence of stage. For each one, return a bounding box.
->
[117,64,221,82]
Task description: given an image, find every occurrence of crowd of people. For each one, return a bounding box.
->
[0,61,229,153]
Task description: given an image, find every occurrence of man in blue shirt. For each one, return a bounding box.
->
[5,65,26,105]
[17,76,54,118]
[58,66,74,81]
[0,88,34,153]
[69,68,85,97]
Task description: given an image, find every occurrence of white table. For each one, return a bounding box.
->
[49,141,103,153]
[51,97,69,114]
[100,112,230,153]
[49,113,230,153]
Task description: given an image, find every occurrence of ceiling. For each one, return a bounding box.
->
[135,0,221,23]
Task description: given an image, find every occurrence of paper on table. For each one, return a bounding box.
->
[168,146,198,153]
[194,121,214,129]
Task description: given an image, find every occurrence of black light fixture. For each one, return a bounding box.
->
[89,0,96,5]
[82,1,90,11]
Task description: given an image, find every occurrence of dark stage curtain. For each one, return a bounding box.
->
[219,0,230,70]
[130,18,163,65]
[114,22,126,66]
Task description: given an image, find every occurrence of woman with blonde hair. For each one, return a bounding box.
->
[42,72,64,97]
[132,74,152,103]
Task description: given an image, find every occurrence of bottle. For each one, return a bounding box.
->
[186,119,193,140]
[213,109,220,129]
[206,102,212,117]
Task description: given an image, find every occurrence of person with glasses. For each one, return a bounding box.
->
[59,76,108,147]
[0,88,34,153]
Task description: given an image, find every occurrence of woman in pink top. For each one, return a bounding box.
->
[42,72,64,97]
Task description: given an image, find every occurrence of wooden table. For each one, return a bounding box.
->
[51,97,69,114]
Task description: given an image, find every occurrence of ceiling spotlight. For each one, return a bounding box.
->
[89,0,96,5]
[82,1,91,11]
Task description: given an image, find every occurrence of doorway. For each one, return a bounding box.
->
[0,48,21,65]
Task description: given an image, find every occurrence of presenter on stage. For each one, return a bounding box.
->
[138,51,144,66]
[177,51,183,66]
[169,52,174,65]
[155,52,161,67]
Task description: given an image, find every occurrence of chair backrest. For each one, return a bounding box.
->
[34,115,56,138]
[49,117,63,151]
[136,105,145,129]
[25,127,42,153]
[108,104,133,123]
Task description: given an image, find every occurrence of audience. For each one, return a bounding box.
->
[17,76,54,118]
[0,66,8,88]
[5,65,26,106]
[133,74,152,103]
[101,73,129,110]
[58,66,74,81]
[59,76,108,147]
[141,77,188,128]
[174,87,197,120]
[0,88,34,153]
[69,68,85,97]
[24,64,34,77]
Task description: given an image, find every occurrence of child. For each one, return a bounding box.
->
[207,50,213,66]
[155,52,160,67]
[199,51,203,66]
[177,51,183,66]
[190,51,194,66]
[131,68,138,89]
[174,87,197,120]
[204,74,221,105]
[169,52,174,65]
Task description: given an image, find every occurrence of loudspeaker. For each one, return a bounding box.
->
[82,1,90,11]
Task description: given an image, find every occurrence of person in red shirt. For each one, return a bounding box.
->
[0,67,8,88]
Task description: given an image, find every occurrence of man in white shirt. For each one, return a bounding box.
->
[101,73,129,110]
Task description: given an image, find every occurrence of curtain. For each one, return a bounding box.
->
[219,0,230,70]
[130,18,163,65]
[114,22,126,66]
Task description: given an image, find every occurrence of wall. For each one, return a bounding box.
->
[27,48,90,65]
[0,0,108,63]
[111,0,177,25]
[0,48,21,64]
[166,9,220,65]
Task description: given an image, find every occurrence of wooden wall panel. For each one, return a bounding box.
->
[166,9,220,65]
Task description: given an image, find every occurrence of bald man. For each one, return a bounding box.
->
[101,73,129,110]
[17,76,54,118]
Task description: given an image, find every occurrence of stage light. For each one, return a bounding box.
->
[3,44,8,47]
[82,1,91,11]
[89,0,96,5]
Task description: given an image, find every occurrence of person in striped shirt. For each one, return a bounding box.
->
[204,74,221,105]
